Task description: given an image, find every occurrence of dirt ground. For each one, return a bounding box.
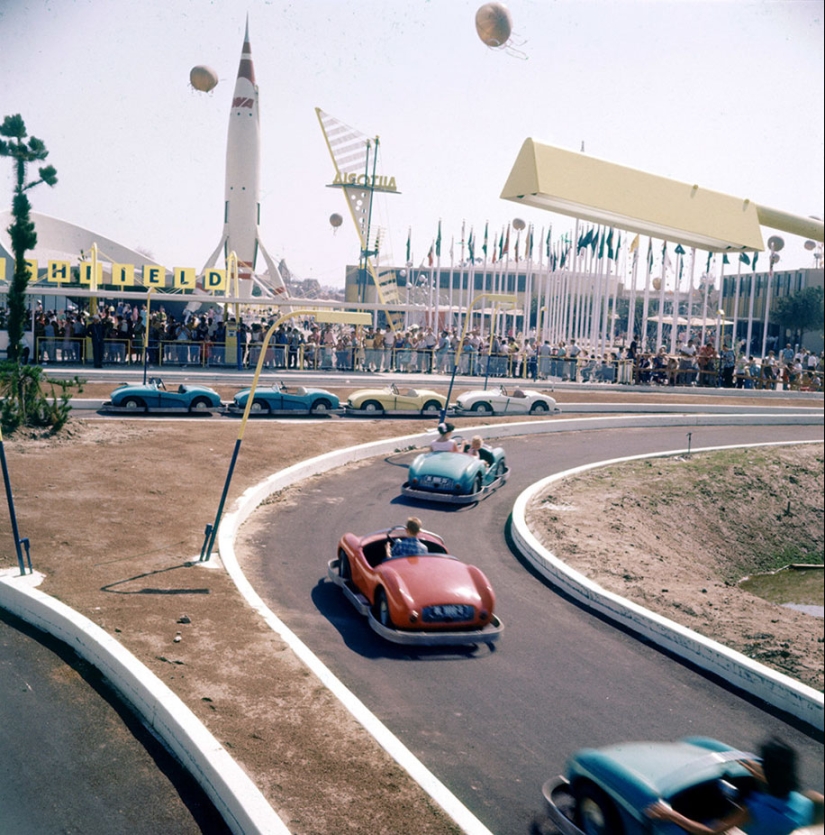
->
[0,386,822,834]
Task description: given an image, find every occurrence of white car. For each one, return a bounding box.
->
[454,385,560,416]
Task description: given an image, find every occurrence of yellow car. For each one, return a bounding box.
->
[345,383,447,416]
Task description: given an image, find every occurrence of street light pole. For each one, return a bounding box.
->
[440,292,517,423]
[200,309,372,562]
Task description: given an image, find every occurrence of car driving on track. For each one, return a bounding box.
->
[541,736,819,835]
[105,378,223,413]
[228,381,341,416]
[402,437,508,503]
[345,383,447,416]
[328,526,503,647]
[454,385,560,416]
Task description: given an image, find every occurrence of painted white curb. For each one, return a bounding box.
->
[509,442,825,732]
[215,412,824,832]
[0,568,289,835]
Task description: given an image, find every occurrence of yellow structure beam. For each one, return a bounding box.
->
[501,139,824,251]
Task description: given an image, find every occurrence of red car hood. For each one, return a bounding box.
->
[381,555,483,606]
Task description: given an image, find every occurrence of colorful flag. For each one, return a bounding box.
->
[598,227,606,259]
[722,253,730,264]
[629,234,640,253]
[706,251,713,272]
[502,225,510,257]
[526,225,534,259]
[406,228,411,264]
[607,228,615,260]
[613,231,622,260]
[545,226,552,257]
[739,252,751,266]
[675,243,685,255]
[482,222,489,257]
[468,229,475,263]
[752,251,759,271]
[427,242,434,266]
[435,220,442,258]
[492,232,498,263]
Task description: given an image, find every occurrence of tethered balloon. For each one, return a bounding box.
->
[329,213,343,234]
[475,3,513,48]
[190,65,218,93]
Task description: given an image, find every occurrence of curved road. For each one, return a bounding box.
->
[0,608,229,835]
[239,423,824,834]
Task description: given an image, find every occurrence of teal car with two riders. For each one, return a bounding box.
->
[105,377,222,413]
[228,381,341,416]
[402,435,508,503]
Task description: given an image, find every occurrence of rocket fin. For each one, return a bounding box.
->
[257,237,290,300]
[201,233,228,274]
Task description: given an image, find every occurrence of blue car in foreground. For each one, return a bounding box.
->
[106,378,222,413]
[228,381,341,416]
[542,737,772,835]
[401,437,508,504]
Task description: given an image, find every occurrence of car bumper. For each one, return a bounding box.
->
[542,777,585,835]
[226,403,344,416]
[327,559,503,647]
[100,402,222,414]
[401,469,508,504]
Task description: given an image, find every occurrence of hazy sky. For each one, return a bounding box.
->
[2,0,823,287]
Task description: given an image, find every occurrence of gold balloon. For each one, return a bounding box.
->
[652,278,662,291]
[475,2,513,48]
[190,65,218,93]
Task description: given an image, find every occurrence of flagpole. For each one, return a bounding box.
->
[732,254,742,353]
[670,248,683,354]
[641,238,653,352]
[627,236,639,345]
[685,249,697,344]
[701,255,712,347]
[746,256,757,356]
[760,240,780,360]
[656,242,667,350]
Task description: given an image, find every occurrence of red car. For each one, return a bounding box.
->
[328,527,503,647]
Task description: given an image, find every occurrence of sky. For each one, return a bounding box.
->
[2,0,823,289]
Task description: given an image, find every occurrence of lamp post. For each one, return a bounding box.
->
[440,292,517,422]
[141,286,156,384]
[200,309,372,562]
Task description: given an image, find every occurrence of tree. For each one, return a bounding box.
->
[773,285,825,346]
[0,113,58,362]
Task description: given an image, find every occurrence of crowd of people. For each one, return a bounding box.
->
[12,303,825,391]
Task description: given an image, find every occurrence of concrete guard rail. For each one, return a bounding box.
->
[0,570,290,835]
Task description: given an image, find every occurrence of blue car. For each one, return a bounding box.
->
[106,377,222,413]
[228,381,341,416]
[401,438,508,504]
[542,737,764,835]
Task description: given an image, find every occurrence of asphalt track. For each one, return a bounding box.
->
[239,422,825,835]
[0,607,230,835]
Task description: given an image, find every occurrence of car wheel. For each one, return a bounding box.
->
[249,399,270,414]
[310,398,333,414]
[420,399,441,416]
[189,397,212,412]
[530,401,549,414]
[374,588,393,628]
[472,401,493,414]
[338,549,350,581]
[472,474,483,495]
[121,397,146,411]
[574,782,623,835]
[362,400,384,414]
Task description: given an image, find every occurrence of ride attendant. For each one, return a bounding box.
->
[430,422,460,452]
[385,517,429,558]
[645,736,823,834]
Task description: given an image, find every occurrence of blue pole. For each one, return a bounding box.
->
[0,440,28,575]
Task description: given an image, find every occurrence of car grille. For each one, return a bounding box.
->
[422,604,475,623]
[421,475,454,489]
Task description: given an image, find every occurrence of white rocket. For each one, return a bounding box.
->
[202,17,286,299]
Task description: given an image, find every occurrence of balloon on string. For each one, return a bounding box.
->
[329,213,343,234]
[652,278,662,291]
[190,65,218,93]
[475,2,513,48]
[512,217,526,230]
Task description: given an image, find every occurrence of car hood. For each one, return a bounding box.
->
[457,389,502,401]
[381,555,484,607]
[410,452,477,479]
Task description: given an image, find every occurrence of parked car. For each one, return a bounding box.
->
[454,385,560,416]
[105,378,222,413]
[228,381,341,416]
[543,737,766,835]
[346,383,447,416]
[328,526,503,647]
[402,437,508,503]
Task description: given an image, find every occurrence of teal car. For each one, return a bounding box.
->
[543,737,761,835]
[401,438,508,504]
[228,381,341,416]
[106,377,222,413]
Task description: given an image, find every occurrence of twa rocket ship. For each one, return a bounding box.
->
[202,18,286,299]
